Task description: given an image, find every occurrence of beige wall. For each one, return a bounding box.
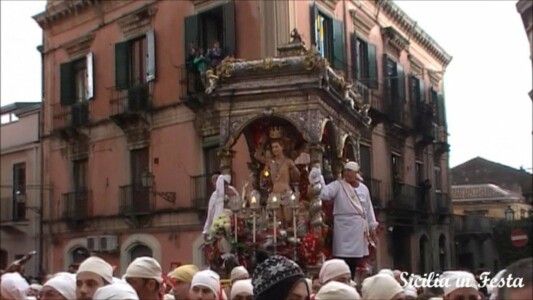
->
[0,109,41,276]
[453,201,532,219]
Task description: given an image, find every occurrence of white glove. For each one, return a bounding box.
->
[309,167,322,184]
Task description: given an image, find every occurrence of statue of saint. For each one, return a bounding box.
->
[254,127,300,225]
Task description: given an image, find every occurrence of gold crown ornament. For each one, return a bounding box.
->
[269,126,283,139]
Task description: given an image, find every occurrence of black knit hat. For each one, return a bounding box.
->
[252,255,305,300]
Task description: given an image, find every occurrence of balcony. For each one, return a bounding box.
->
[367,178,383,208]
[190,174,213,209]
[435,192,450,214]
[119,185,153,216]
[0,195,27,226]
[433,125,450,156]
[178,65,208,111]
[454,214,493,240]
[413,103,435,146]
[387,183,423,212]
[63,190,92,222]
[109,83,151,130]
[52,102,90,138]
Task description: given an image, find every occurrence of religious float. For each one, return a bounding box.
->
[187,30,376,277]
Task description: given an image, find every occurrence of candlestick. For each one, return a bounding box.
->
[252,211,256,243]
[273,210,277,254]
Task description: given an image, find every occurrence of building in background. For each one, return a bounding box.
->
[516,0,532,100]
[34,0,452,275]
[0,102,41,277]
[451,157,533,204]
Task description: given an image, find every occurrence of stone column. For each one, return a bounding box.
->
[309,143,323,168]
[218,146,235,174]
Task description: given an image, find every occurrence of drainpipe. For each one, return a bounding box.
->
[37,40,45,279]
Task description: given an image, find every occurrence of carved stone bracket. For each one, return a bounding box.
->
[382,26,410,55]
[126,126,150,150]
[194,107,219,137]
[117,5,157,36]
[63,33,94,58]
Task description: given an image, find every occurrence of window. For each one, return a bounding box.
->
[13,163,26,220]
[431,88,446,126]
[391,154,402,182]
[130,244,153,262]
[71,247,90,264]
[184,2,235,63]
[60,53,94,105]
[410,76,425,108]
[384,56,405,123]
[115,31,155,90]
[359,145,371,180]
[310,4,344,69]
[1,113,19,124]
[73,159,88,191]
[129,148,150,213]
[434,165,442,192]
[415,162,424,185]
[351,35,377,88]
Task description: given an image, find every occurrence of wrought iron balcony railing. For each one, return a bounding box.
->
[388,183,423,211]
[110,83,151,116]
[0,195,27,223]
[435,192,450,214]
[454,214,493,235]
[119,184,153,215]
[63,190,92,221]
[52,102,90,131]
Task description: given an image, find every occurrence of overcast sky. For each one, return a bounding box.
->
[1,1,531,170]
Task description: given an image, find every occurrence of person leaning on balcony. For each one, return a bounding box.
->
[309,161,378,280]
[75,256,113,300]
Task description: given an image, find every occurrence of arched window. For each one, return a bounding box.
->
[439,234,446,271]
[419,235,430,274]
[129,244,153,262]
[0,249,7,270]
[71,247,90,264]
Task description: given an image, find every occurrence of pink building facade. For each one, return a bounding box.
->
[35,0,453,275]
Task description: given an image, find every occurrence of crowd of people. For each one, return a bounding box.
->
[0,251,531,300]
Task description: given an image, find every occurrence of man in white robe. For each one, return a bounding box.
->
[203,173,239,240]
[310,161,378,279]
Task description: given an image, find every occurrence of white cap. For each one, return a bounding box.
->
[191,270,220,297]
[43,273,76,300]
[319,259,351,284]
[344,161,360,172]
[230,279,253,300]
[315,281,360,300]
[230,266,249,282]
[377,269,395,278]
[93,281,139,300]
[29,283,42,292]
[77,256,114,284]
[124,256,163,283]
[362,274,404,300]
[0,272,30,300]
[404,284,418,297]
[440,271,478,296]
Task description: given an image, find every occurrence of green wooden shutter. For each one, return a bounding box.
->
[419,77,425,103]
[146,30,156,82]
[397,63,405,103]
[383,54,391,104]
[223,1,236,57]
[367,43,377,89]
[115,41,130,90]
[331,19,345,69]
[310,3,317,48]
[60,62,74,106]
[351,33,359,80]
[438,93,446,126]
[184,14,199,63]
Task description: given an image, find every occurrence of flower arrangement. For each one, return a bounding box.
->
[209,210,233,239]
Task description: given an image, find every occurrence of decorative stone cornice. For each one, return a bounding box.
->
[33,0,97,29]
[117,5,157,36]
[377,0,452,67]
[63,33,94,57]
[349,6,375,37]
[408,54,424,76]
[382,26,410,53]
[318,0,340,11]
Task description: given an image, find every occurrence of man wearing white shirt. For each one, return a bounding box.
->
[310,161,378,279]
